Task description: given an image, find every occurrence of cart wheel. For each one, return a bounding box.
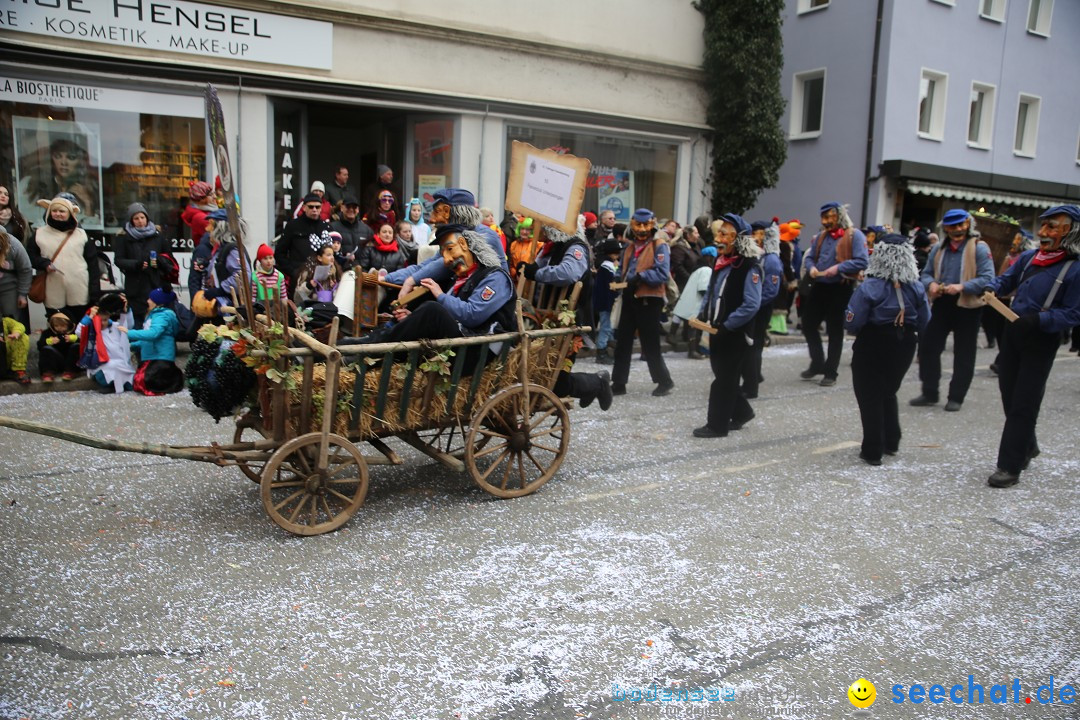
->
[416,423,488,460]
[233,421,270,484]
[465,384,569,498]
[260,433,369,536]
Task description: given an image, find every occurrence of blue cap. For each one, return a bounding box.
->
[1038,205,1080,223]
[701,245,718,258]
[207,208,228,221]
[432,188,475,207]
[631,208,655,223]
[750,220,771,232]
[434,223,467,244]
[877,232,908,246]
[720,212,752,236]
[819,202,842,215]
[1019,228,1033,239]
[867,225,887,236]
[941,208,970,225]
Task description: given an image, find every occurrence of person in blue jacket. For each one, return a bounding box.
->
[120,287,184,395]
[984,205,1080,488]
[741,219,784,399]
[693,213,762,438]
[801,202,869,386]
[844,233,931,466]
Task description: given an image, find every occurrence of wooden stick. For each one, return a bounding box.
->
[688,317,718,335]
[609,281,628,291]
[982,291,1019,322]
[390,285,429,308]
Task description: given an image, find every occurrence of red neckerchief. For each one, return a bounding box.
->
[373,235,399,253]
[714,254,738,270]
[1030,249,1066,267]
[633,239,651,257]
[828,227,845,239]
[451,264,478,295]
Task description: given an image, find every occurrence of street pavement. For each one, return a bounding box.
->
[1,338,1078,719]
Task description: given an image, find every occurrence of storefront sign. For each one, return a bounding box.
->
[0,0,332,70]
[273,103,303,234]
[0,74,203,116]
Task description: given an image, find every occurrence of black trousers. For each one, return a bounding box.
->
[851,324,917,462]
[612,295,672,388]
[38,343,80,375]
[995,323,1059,474]
[740,302,773,396]
[917,296,981,402]
[801,281,854,379]
[706,329,753,433]
[552,350,604,403]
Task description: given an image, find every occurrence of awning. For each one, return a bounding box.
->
[905,180,1070,209]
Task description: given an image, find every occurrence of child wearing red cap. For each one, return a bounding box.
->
[251,244,286,305]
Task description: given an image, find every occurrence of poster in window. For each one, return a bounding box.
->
[12,117,105,230]
[597,169,634,223]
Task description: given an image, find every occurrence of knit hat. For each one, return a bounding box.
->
[310,180,325,193]
[583,211,598,227]
[149,287,175,306]
[376,164,391,178]
[779,220,802,242]
[36,195,80,217]
[302,193,322,205]
[256,244,274,262]
[189,181,213,200]
[126,202,149,222]
[328,231,343,243]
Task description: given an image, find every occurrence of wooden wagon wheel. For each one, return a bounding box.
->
[416,422,489,460]
[259,432,369,536]
[465,383,570,498]
[233,421,270,483]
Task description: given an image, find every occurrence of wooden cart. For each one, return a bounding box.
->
[0,283,585,537]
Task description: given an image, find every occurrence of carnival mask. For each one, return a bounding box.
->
[440,232,475,277]
[430,202,451,226]
[630,218,655,242]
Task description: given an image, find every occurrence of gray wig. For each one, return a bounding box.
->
[448,205,483,229]
[866,242,919,284]
[210,215,250,246]
[735,233,763,260]
[1061,219,1080,255]
[763,223,781,256]
[462,230,502,269]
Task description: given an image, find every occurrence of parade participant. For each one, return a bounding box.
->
[518,220,612,410]
[673,245,717,359]
[909,209,994,412]
[386,188,507,298]
[741,220,783,399]
[801,202,869,386]
[693,214,761,438]
[276,193,333,296]
[120,287,184,395]
[772,219,801,335]
[984,205,1080,488]
[844,233,931,466]
[342,224,515,347]
[251,244,286,306]
[37,311,80,382]
[611,208,675,397]
[198,215,247,312]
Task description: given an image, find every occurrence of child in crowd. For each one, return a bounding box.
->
[294,243,342,305]
[79,293,135,393]
[251,243,286,305]
[121,287,184,395]
[592,238,622,365]
[2,315,31,384]
[37,312,80,382]
[673,245,718,359]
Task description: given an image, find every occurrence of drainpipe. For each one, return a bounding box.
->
[861,0,886,227]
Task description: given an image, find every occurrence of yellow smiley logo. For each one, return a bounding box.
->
[848,678,876,709]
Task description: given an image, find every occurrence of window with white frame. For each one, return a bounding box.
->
[980,0,1006,21]
[797,0,829,13]
[967,83,995,148]
[1014,94,1040,156]
[790,69,825,139]
[918,69,948,140]
[1027,0,1053,34]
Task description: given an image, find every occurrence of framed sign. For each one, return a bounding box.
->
[504,141,590,234]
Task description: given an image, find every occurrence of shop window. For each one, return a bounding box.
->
[967,83,995,148]
[411,118,454,208]
[980,0,1006,21]
[1026,0,1053,35]
[2,80,206,253]
[790,69,826,139]
[1013,94,1040,157]
[504,125,678,223]
[797,0,829,13]
[918,69,948,141]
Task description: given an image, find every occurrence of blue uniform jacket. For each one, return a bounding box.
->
[760,252,783,305]
[625,239,670,288]
[534,243,589,286]
[989,250,1080,334]
[804,229,869,283]
[920,238,995,295]
[437,267,514,331]
[385,224,508,285]
[844,277,931,335]
[593,263,619,313]
[127,307,179,362]
[699,262,762,331]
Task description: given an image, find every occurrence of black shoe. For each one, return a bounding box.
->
[651,382,674,397]
[987,339,996,349]
[693,425,727,438]
[1021,444,1041,470]
[800,366,824,379]
[884,448,898,456]
[988,362,998,375]
[988,469,1020,488]
[731,411,755,431]
[909,394,938,407]
[859,452,882,466]
[944,400,962,412]
[819,376,837,387]
[596,371,613,411]
[595,349,612,365]
[611,384,626,396]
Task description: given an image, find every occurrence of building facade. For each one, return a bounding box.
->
[1,1,712,287]
[751,0,1080,240]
